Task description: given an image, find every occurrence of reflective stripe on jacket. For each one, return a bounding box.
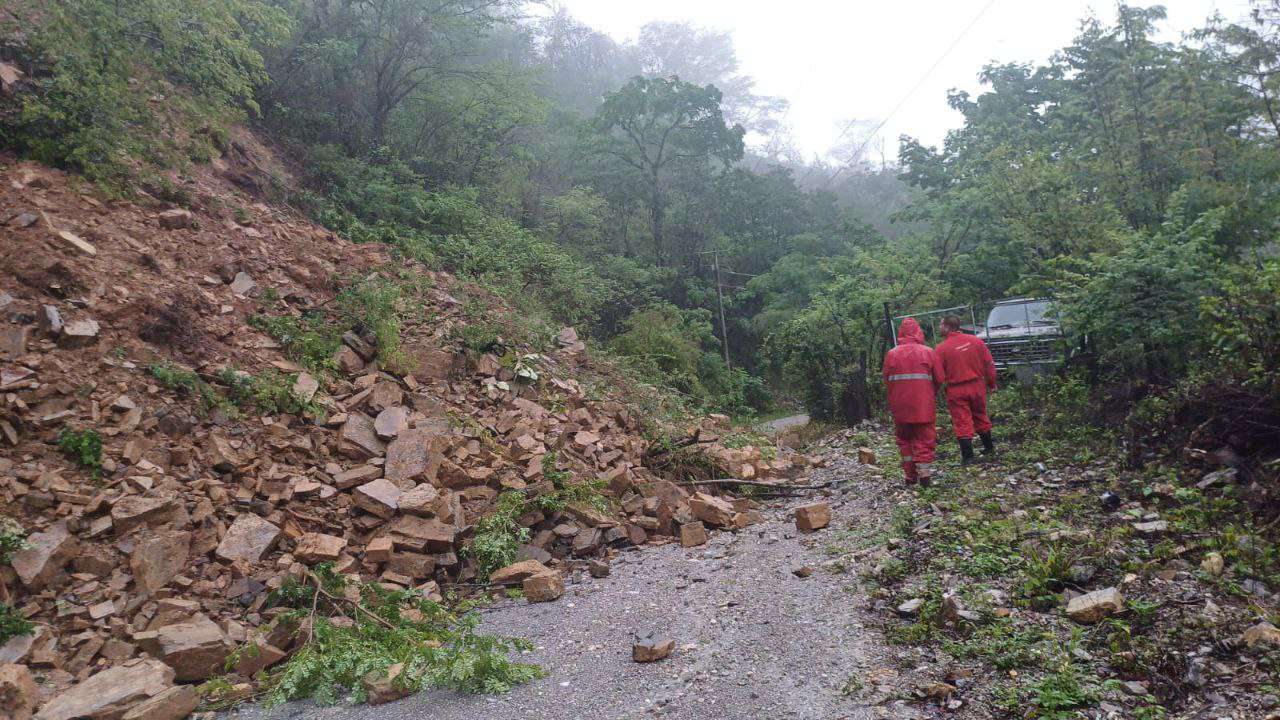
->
[883,318,943,424]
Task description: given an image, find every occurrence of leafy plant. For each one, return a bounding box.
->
[259,565,543,706]
[467,493,530,581]
[0,517,27,565]
[57,428,102,476]
[0,602,34,644]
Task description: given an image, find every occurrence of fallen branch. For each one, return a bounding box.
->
[675,478,835,490]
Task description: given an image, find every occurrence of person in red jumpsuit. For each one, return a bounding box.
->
[936,314,998,464]
[883,317,943,485]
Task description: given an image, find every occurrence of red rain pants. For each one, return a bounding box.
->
[894,421,936,481]
[946,379,992,440]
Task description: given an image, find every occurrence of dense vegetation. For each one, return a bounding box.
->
[3,1,1279,457]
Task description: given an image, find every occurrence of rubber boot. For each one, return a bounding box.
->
[980,431,995,456]
[902,461,917,485]
[959,438,976,466]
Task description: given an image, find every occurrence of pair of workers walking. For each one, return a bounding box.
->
[882,314,997,485]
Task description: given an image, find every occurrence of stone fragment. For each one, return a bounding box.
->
[688,492,735,527]
[398,484,444,517]
[374,406,408,439]
[523,570,564,602]
[228,272,256,296]
[1132,520,1168,534]
[111,496,183,534]
[386,552,435,579]
[857,447,877,464]
[1200,551,1224,576]
[40,305,62,334]
[333,346,365,375]
[794,502,831,533]
[333,464,381,489]
[56,229,97,256]
[363,663,409,706]
[292,373,319,403]
[294,533,347,564]
[383,427,443,486]
[0,326,28,357]
[11,520,77,590]
[386,515,455,552]
[367,380,403,411]
[353,478,402,518]
[632,635,675,663]
[34,657,174,720]
[206,434,244,471]
[1066,587,1124,624]
[157,615,231,681]
[59,319,100,347]
[130,529,191,593]
[679,521,707,548]
[339,413,384,460]
[365,537,394,563]
[215,514,280,563]
[119,685,199,720]
[490,560,550,585]
[158,209,195,230]
[1242,621,1280,648]
[0,663,37,720]
[231,641,286,678]
[896,598,924,616]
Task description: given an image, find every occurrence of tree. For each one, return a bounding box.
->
[590,76,744,265]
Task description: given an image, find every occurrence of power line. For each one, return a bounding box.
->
[820,0,1001,188]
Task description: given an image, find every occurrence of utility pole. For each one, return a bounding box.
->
[712,250,730,370]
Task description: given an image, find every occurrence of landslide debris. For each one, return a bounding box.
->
[0,156,821,717]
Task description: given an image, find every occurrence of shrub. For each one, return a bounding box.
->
[0,602,34,644]
[57,428,102,476]
[1,0,289,182]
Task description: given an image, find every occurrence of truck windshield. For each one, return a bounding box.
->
[986,301,1054,329]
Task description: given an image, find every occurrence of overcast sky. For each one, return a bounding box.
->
[553,0,1253,163]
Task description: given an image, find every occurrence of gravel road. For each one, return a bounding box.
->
[223,453,922,720]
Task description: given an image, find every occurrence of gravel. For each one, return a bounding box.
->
[222,455,921,720]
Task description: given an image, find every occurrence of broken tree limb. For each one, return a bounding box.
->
[675,478,836,490]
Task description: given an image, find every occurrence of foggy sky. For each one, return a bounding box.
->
[554,0,1251,163]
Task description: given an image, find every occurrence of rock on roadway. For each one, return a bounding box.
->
[223,458,909,720]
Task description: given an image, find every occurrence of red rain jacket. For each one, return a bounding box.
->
[883,318,943,424]
[937,331,998,391]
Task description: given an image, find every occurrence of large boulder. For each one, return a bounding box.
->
[34,658,174,720]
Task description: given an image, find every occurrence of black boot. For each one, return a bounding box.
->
[980,432,995,456]
[959,438,976,465]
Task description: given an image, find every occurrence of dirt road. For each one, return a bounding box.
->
[223,451,925,720]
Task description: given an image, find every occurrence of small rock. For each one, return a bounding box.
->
[632,634,675,663]
[523,570,564,602]
[294,533,348,564]
[857,447,877,464]
[353,478,402,518]
[58,318,100,347]
[792,566,814,578]
[374,406,408,439]
[157,614,231,681]
[0,663,37,720]
[363,663,410,706]
[688,492,735,527]
[680,521,708,548]
[1200,552,1224,576]
[157,209,195,230]
[490,560,550,585]
[56,229,97,256]
[588,559,610,578]
[292,373,319,403]
[1066,587,1124,624]
[229,271,256,296]
[215,514,281,564]
[1242,621,1280,648]
[1132,520,1168,534]
[794,502,831,533]
[10,520,77,590]
[896,598,924,616]
[119,684,199,720]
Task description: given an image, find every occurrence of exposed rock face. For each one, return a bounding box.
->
[34,658,174,720]
[215,514,280,564]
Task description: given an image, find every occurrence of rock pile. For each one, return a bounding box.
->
[0,159,818,717]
